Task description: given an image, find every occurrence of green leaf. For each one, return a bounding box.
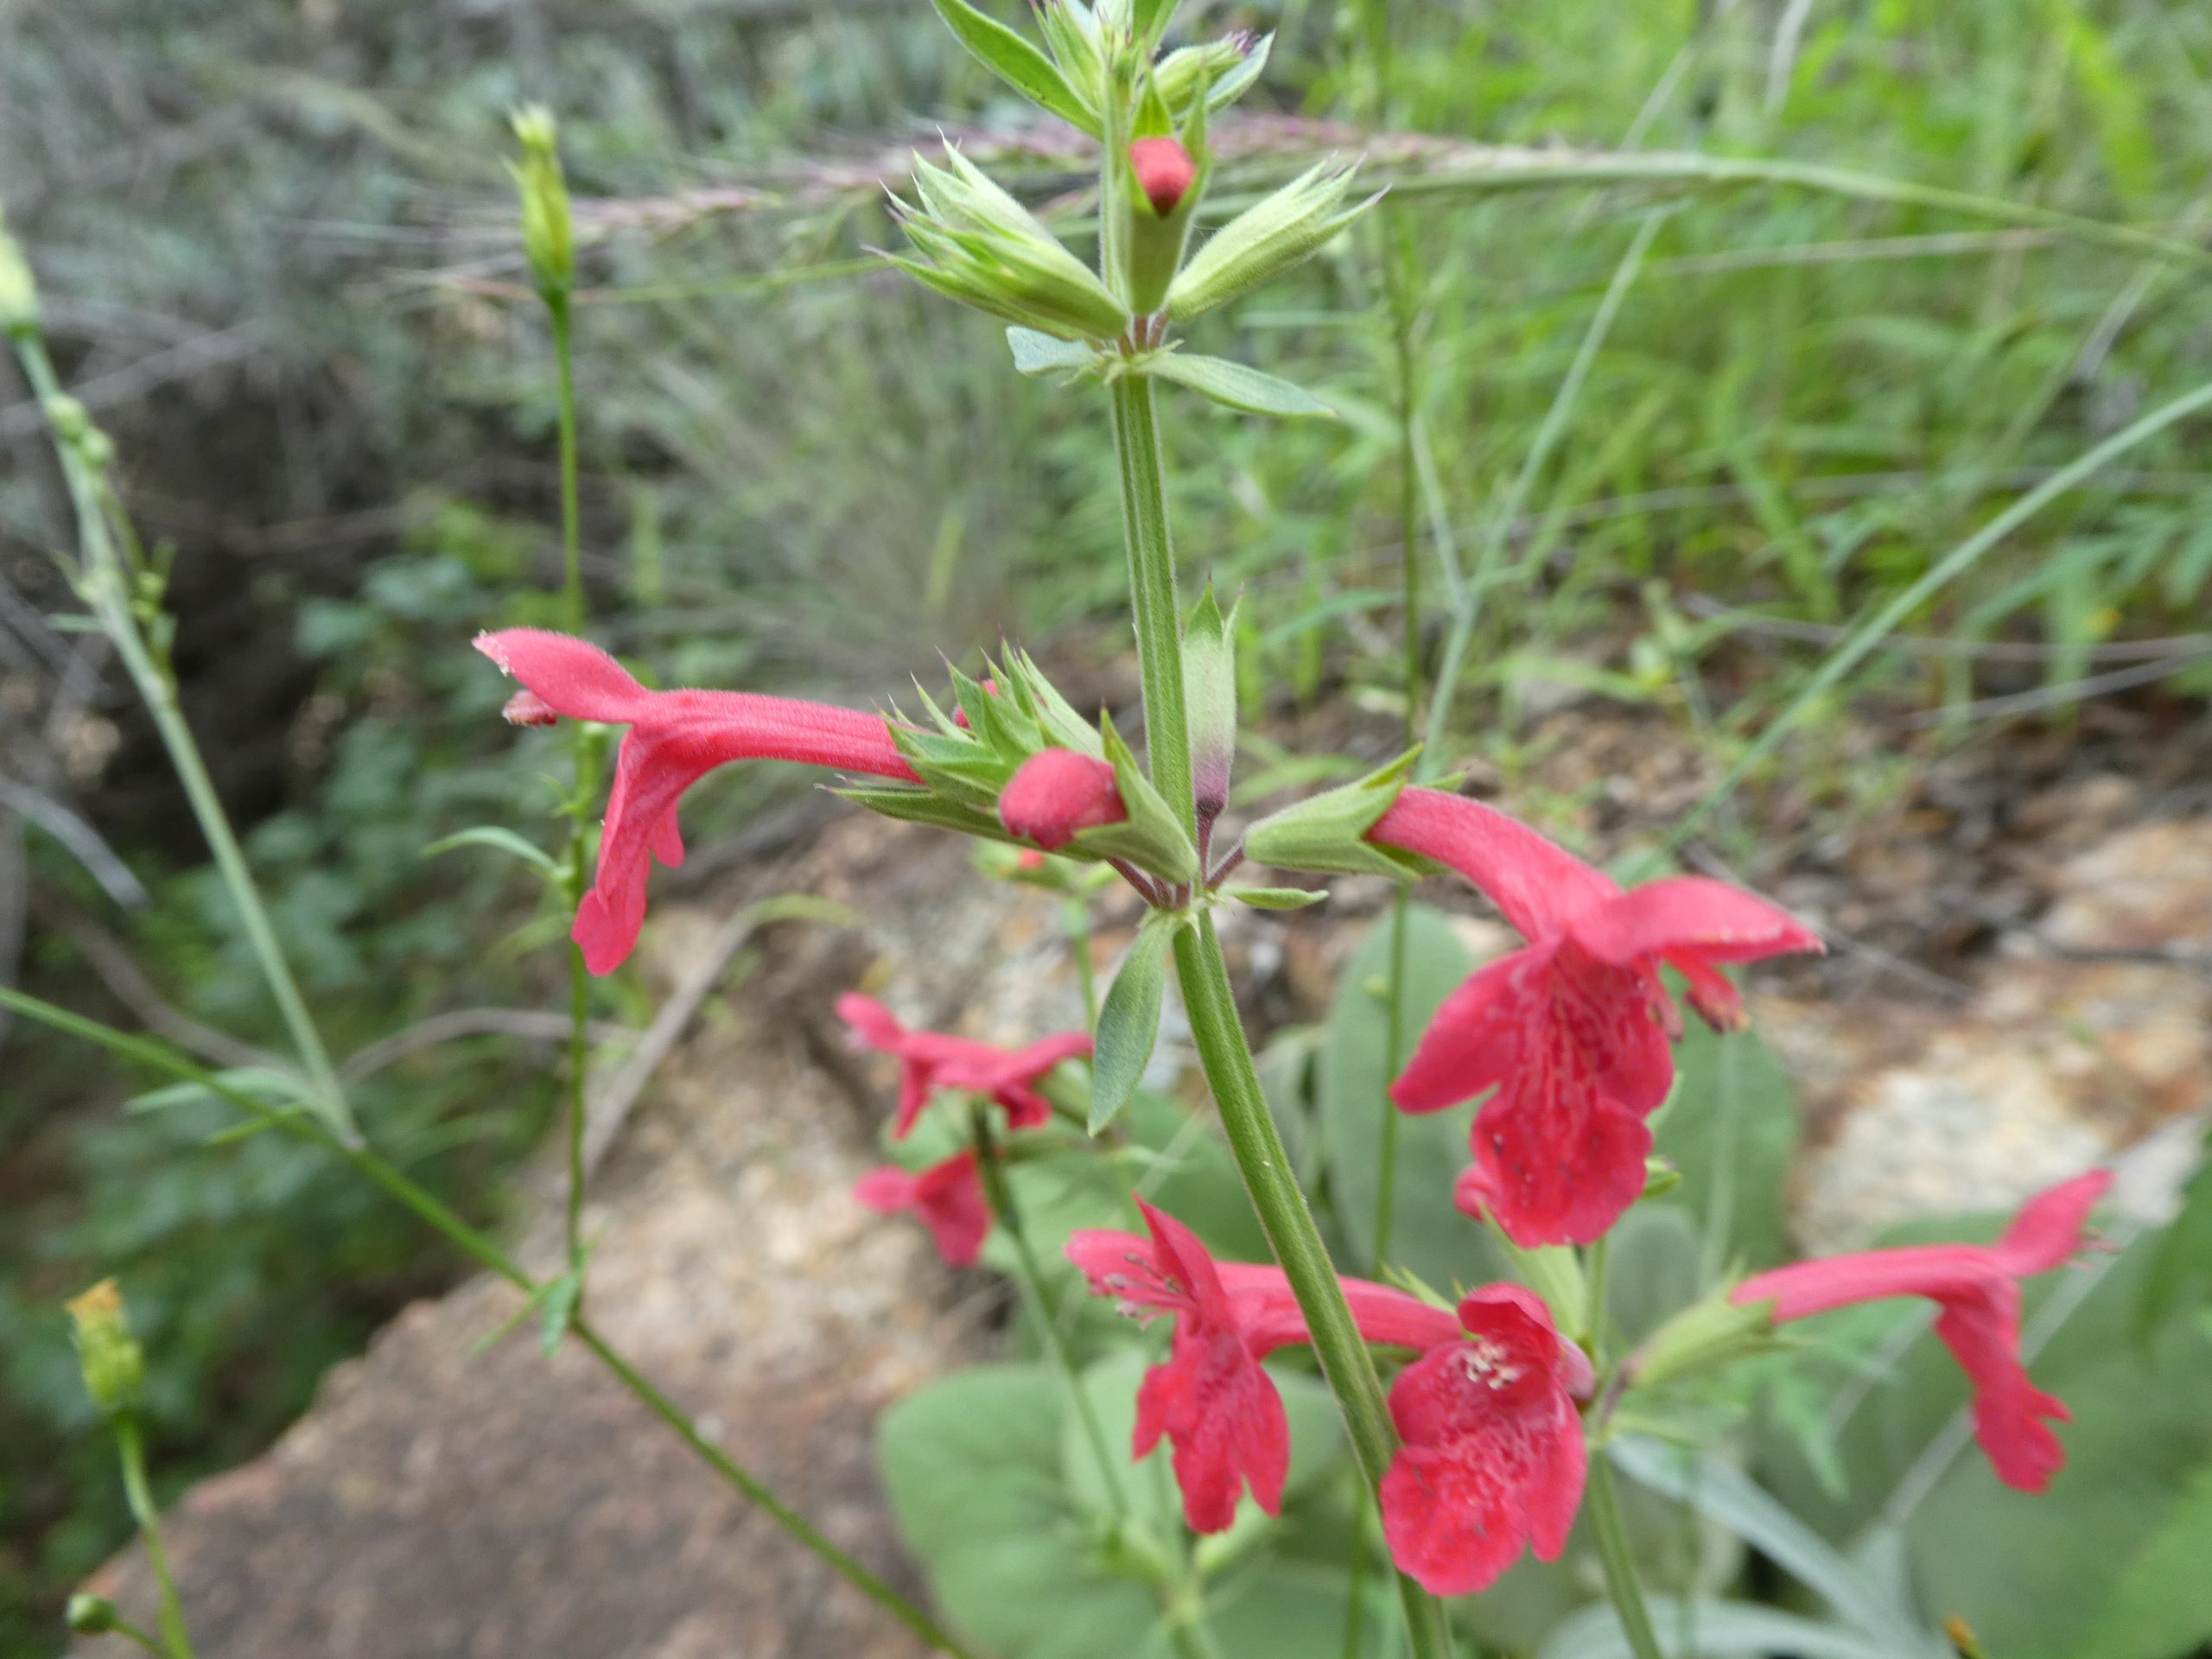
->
[1649,1015,1800,1272]
[879,1363,1161,1659]
[1146,353,1337,418]
[1541,1598,1903,1659]
[537,1268,582,1357]
[2072,1457,2212,1659]
[128,1065,314,1116]
[928,0,1098,135]
[422,824,561,880]
[1007,326,1099,377]
[1091,914,1179,1133]
[1316,904,1496,1286]
[1223,886,1325,910]
[1608,1439,1934,1653]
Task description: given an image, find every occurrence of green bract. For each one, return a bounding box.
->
[1181,585,1236,822]
[1166,162,1380,323]
[887,148,1129,342]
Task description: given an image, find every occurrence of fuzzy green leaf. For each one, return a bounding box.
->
[928,0,1098,135]
[1006,326,1098,377]
[1090,913,1179,1134]
[1147,353,1337,418]
[1224,885,1325,910]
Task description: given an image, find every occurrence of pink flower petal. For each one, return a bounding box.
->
[1569,876,1821,969]
[1368,787,1618,940]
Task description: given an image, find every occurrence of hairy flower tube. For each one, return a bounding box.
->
[1732,1169,2110,1491]
[1367,786,1822,1248]
[855,1151,991,1268]
[996,748,1128,849]
[475,629,917,973]
[836,992,1091,1139]
[1072,1199,1497,1538]
[1381,1286,1592,1597]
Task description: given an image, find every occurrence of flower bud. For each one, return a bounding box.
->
[0,203,39,340]
[998,749,1127,850]
[67,1595,122,1635]
[1117,120,1207,315]
[1130,137,1196,219]
[1244,749,1430,880]
[1180,585,1236,827]
[1166,160,1379,323]
[67,1280,143,1415]
[509,105,575,300]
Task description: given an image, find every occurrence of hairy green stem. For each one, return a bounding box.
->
[1172,922,1452,1659]
[14,333,355,1140]
[972,1109,1128,1523]
[571,1320,985,1658]
[1586,1454,1665,1659]
[0,987,985,1659]
[544,287,593,1282]
[1107,376,1194,833]
[113,1413,195,1659]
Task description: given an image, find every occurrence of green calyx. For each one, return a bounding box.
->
[1166,159,1381,323]
[1071,713,1198,884]
[1623,1284,1784,1396]
[888,148,1129,342]
[842,650,1193,887]
[1181,583,1237,823]
[1244,747,1433,880]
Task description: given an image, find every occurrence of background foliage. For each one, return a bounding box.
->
[5,0,2212,1652]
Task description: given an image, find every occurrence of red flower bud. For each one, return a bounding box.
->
[997,749,1127,850]
[1129,137,1197,219]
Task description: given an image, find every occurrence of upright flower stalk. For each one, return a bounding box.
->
[512,107,597,1288]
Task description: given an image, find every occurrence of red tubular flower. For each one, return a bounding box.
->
[1367,786,1822,1248]
[1732,1170,2110,1492]
[475,629,918,975]
[854,1151,989,1267]
[996,749,1128,850]
[1068,1200,1460,1533]
[836,992,1090,1139]
[1380,1287,1590,1597]
[1129,137,1197,218]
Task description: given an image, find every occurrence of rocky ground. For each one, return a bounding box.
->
[75,700,2211,1656]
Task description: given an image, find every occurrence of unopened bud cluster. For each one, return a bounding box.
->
[510,105,575,300]
[894,0,1366,357]
[67,1279,144,1415]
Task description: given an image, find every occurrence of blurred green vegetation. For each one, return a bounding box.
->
[5,0,2212,1651]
